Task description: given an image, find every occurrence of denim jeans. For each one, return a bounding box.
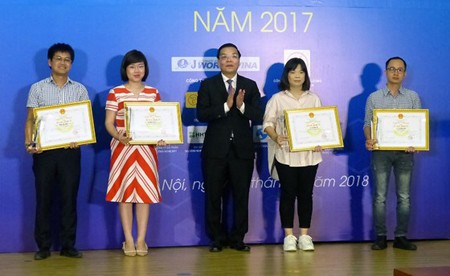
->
[372,151,414,237]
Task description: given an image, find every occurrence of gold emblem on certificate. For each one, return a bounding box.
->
[306,113,322,136]
[145,107,162,130]
[55,109,74,133]
[393,116,409,137]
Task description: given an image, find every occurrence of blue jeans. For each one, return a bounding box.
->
[372,151,414,237]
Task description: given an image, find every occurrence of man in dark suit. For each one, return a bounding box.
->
[197,43,263,252]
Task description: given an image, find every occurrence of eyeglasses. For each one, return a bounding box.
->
[386,67,405,73]
[219,54,239,60]
[53,56,72,64]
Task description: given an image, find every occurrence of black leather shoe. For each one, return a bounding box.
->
[393,236,417,251]
[34,250,51,260]
[60,248,83,258]
[371,235,387,250]
[230,242,250,252]
[209,243,223,253]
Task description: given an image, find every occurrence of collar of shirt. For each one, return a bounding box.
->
[383,86,405,96]
[283,89,311,98]
[47,75,73,86]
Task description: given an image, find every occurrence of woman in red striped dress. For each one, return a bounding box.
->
[105,50,164,256]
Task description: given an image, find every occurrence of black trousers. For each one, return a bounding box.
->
[275,159,318,229]
[32,148,81,250]
[203,144,253,245]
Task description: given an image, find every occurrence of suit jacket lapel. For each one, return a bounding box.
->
[236,74,244,92]
[214,74,228,100]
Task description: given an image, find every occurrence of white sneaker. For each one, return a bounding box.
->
[298,235,314,251]
[283,235,297,252]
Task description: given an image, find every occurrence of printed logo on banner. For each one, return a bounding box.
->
[187,125,207,144]
[284,50,311,72]
[185,92,198,108]
[172,57,260,72]
[253,125,268,143]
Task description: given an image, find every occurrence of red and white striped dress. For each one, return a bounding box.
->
[105,85,162,204]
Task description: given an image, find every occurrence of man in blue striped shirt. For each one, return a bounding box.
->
[24,43,89,260]
[364,57,421,251]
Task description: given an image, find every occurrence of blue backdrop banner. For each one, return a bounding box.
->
[1,0,449,252]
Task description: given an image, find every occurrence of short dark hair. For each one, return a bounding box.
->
[120,50,149,81]
[216,43,241,59]
[385,56,407,71]
[48,43,74,62]
[279,58,311,91]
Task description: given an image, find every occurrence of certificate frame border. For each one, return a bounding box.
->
[124,101,184,145]
[284,106,344,151]
[372,108,429,151]
[33,100,97,151]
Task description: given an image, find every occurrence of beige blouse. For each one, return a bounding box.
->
[262,90,323,180]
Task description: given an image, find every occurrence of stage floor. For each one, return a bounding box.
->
[1,240,449,275]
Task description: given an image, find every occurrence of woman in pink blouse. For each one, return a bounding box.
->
[263,58,323,252]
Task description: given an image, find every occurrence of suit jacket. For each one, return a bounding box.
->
[197,73,263,159]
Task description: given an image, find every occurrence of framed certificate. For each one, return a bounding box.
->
[124,102,183,144]
[284,106,344,151]
[33,100,97,151]
[372,109,429,151]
